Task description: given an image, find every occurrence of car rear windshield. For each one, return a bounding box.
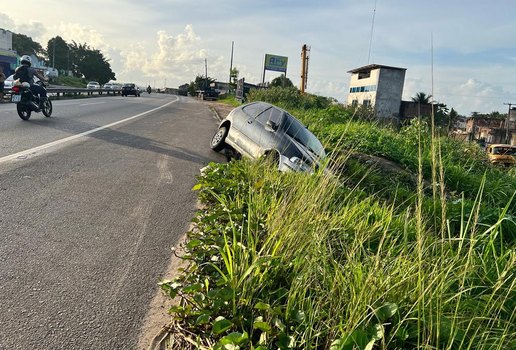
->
[492,147,516,156]
[282,115,325,158]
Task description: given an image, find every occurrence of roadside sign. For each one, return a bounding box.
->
[264,54,288,73]
[236,78,245,101]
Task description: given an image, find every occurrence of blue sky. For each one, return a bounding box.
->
[1,0,515,115]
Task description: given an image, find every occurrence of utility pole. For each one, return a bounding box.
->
[205,58,208,90]
[229,41,234,90]
[300,44,310,94]
[52,38,56,68]
[503,103,515,144]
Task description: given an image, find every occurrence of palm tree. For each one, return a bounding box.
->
[412,92,433,104]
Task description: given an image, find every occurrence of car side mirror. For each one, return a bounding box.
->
[266,120,278,131]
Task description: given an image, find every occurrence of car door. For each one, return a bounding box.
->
[232,102,270,156]
[245,106,284,157]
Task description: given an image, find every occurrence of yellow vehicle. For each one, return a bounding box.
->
[486,144,516,166]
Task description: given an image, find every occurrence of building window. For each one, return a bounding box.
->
[352,100,358,107]
[349,85,377,94]
[358,71,371,79]
[363,100,371,107]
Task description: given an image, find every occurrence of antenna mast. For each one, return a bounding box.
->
[367,0,377,64]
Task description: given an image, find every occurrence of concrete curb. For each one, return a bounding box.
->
[146,103,225,349]
[209,106,222,122]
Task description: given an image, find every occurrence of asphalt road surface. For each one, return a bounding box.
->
[0,94,226,349]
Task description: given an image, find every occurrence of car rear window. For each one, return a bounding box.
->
[282,115,326,158]
[492,147,516,155]
[242,102,269,118]
[256,107,283,126]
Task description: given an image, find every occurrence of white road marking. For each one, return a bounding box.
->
[79,101,107,106]
[0,96,179,164]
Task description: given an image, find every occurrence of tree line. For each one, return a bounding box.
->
[12,32,115,84]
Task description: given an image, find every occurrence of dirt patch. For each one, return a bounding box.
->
[137,232,188,350]
[202,100,235,121]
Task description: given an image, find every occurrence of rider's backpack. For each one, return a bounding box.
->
[13,65,30,83]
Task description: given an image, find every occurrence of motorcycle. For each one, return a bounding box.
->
[146,85,152,94]
[11,81,52,120]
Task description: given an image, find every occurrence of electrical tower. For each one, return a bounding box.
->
[300,44,310,94]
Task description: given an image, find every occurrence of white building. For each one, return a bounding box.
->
[347,64,406,119]
[0,28,17,76]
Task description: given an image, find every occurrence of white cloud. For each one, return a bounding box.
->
[0,13,16,32]
[454,79,507,115]
[2,2,515,114]
[119,25,227,87]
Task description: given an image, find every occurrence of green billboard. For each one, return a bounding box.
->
[264,54,288,73]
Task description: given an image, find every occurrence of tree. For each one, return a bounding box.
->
[69,41,115,83]
[412,92,432,104]
[447,107,459,132]
[12,33,45,56]
[434,102,450,129]
[229,67,239,91]
[270,74,294,88]
[47,36,70,70]
[187,75,216,96]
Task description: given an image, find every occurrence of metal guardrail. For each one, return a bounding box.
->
[1,87,123,100]
[47,87,123,97]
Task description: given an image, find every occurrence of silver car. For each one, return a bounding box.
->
[211,102,326,172]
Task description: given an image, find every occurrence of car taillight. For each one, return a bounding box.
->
[12,86,20,93]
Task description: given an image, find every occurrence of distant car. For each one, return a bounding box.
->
[86,81,100,89]
[202,88,219,101]
[210,102,326,172]
[121,83,140,97]
[486,144,516,166]
[103,82,114,90]
[3,74,14,90]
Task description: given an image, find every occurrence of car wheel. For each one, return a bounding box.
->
[211,126,228,151]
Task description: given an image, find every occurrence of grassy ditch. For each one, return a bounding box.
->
[159,89,515,349]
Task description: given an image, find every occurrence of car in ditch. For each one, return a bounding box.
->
[121,83,141,97]
[210,102,326,172]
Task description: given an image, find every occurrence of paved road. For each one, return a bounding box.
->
[0,94,226,349]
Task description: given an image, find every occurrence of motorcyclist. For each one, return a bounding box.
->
[147,85,151,94]
[13,55,49,109]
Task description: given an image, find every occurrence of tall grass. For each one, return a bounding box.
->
[162,156,514,349]
[160,89,514,348]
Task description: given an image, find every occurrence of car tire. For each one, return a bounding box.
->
[211,126,228,151]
